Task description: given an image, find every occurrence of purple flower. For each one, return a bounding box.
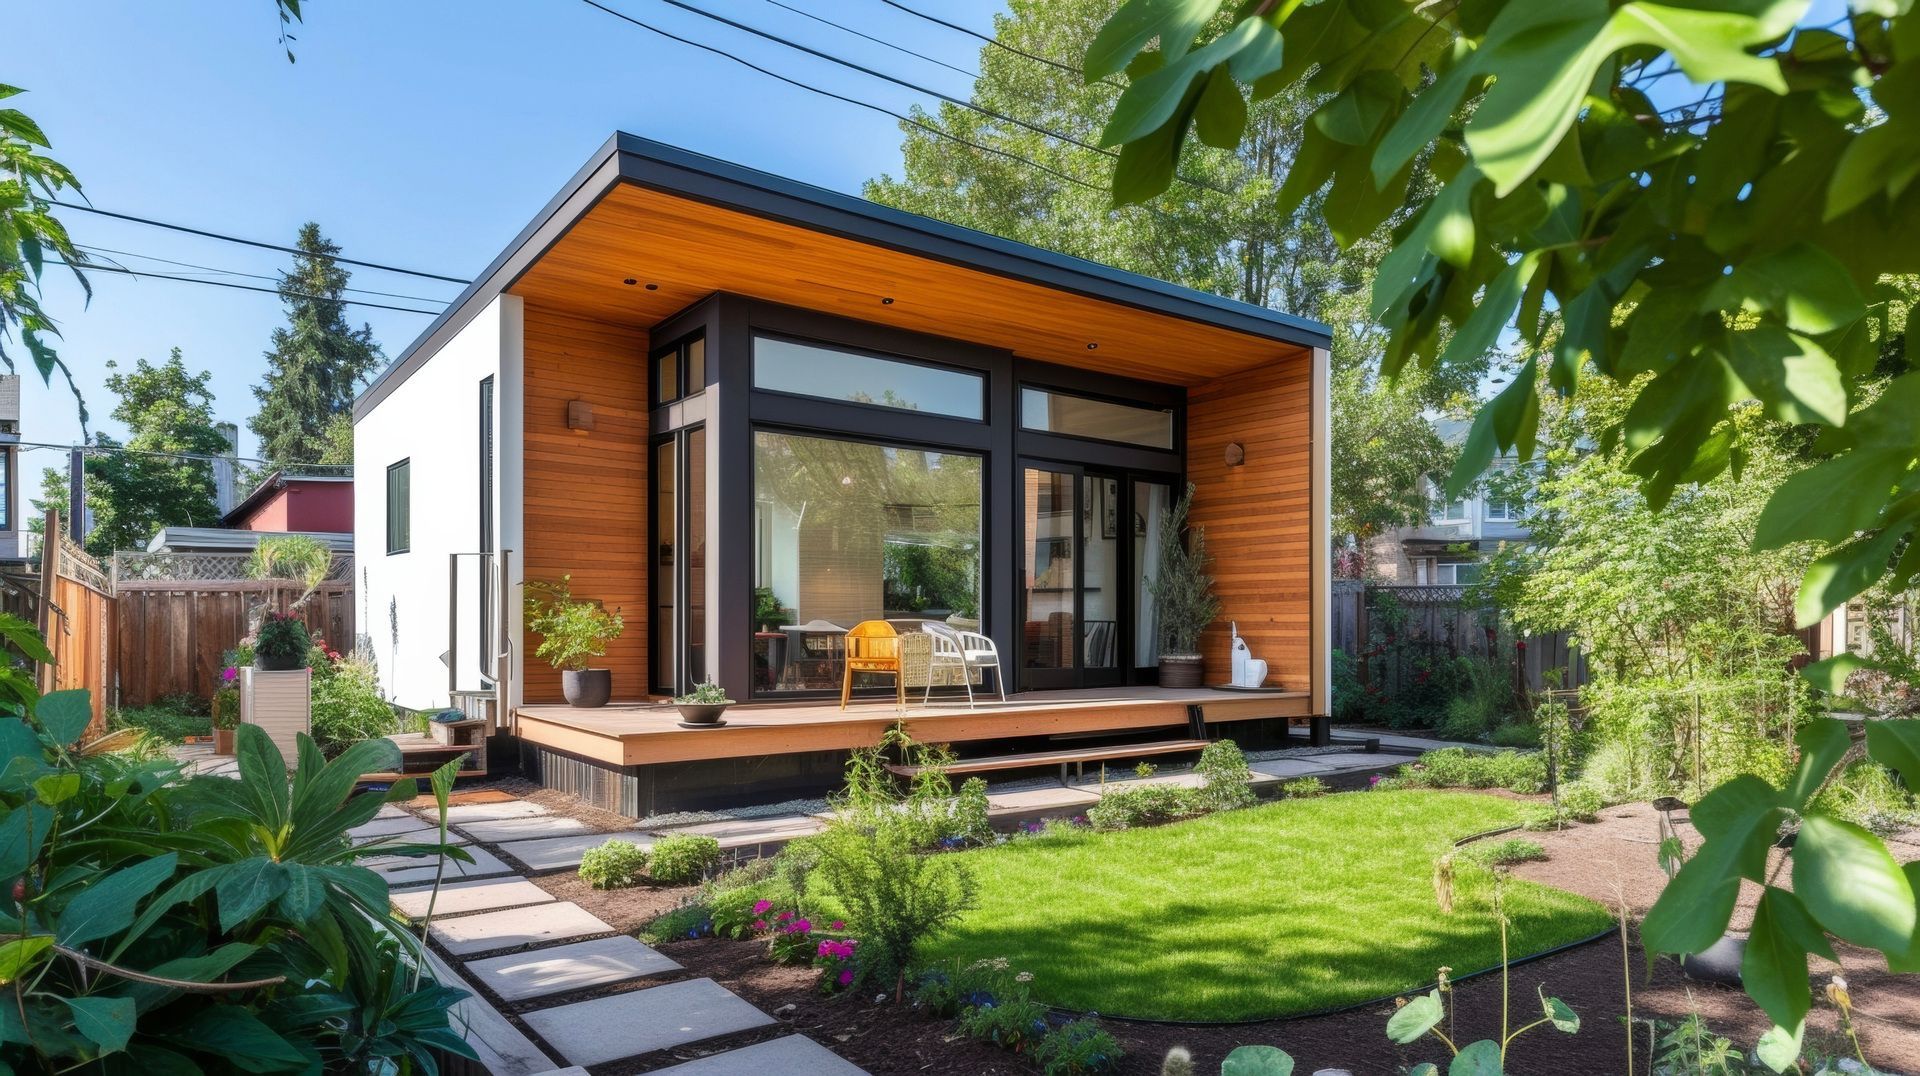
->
[830,920,844,931]
[221,666,239,683]
[752,899,772,915]
[753,919,767,930]
[793,918,811,933]
[838,969,853,985]
[776,911,792,922]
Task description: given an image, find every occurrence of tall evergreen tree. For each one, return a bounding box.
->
[862,0,1481,557]
[34,349,231,556]
[249,223,383,466]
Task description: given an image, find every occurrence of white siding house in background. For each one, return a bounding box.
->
[1367,416,1531,585]
[353,295,525,707]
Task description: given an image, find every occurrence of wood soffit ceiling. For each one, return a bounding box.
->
[507,182,1307,385]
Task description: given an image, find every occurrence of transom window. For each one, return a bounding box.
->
[1020,387,1173,450]
[752,335,984,420]
[653,334,707,406]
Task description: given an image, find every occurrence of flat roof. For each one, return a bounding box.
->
[356,133,1331,418]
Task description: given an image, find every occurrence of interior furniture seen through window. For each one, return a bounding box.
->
[753,335,984,420]
[751,429,982,696]
[385,459,410,555]
[1021,386,1174,449]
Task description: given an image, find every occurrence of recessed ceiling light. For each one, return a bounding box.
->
[881,297,895,305]
[645,283,659,291]
[622,278,637,286]
[1086,342,1099,350]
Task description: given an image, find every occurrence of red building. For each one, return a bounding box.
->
[221,471,354,534]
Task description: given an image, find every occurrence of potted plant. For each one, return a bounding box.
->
[1148,483,1220,689]
[212,678,240,755]
[752,586,788,632]
[253,613,313,671]
[525,575,625,708]
[672,679,734,727]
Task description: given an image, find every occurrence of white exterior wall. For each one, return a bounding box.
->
[354,296,524,709]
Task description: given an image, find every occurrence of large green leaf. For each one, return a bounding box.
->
[0,935,52,982]
[1644,778,1781,953]
[1755,1021,1804,1073]
[1784,719,1849,809]
[1867,718,1920,791]
[1539,988,1579,1032]
[1222,1044,1295,1076]
[1085,0,1221,82]
[163,1004,307,1070]
[1725,327,1848,427]
[64,995,135,1054]
[1743,888,1813,1033]
[233,723,290,832]
[1753,445,1912,550]
[1703,242,1867,334]
[1796,522,1911,627]
[34,690,92,746]
[1792,813,1916,952]
[1449,1039,1502,1076]
[57,852,178,947]
[0,802,52,878]
[1385,989,1444,1043]
[214,857,290,933]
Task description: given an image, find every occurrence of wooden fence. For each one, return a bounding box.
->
[1332,581,1589,701]
[114,581,354,707]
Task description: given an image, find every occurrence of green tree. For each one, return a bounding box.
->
[862,0,1473,553]
[0,83,89,427]
[35,349,231,555]
[318,412,353,465]
[249,223,384,466]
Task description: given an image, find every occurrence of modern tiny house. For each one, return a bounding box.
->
[353,134,1331,814]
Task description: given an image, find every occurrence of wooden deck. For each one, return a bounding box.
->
[514,686,1311,767]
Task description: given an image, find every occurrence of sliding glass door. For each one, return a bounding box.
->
[1020,462,1158,690]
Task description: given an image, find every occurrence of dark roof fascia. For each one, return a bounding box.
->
[352,135,628,420]
[608,133,1331,351]
[353,133,1333,419]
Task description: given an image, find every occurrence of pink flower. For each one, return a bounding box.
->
[221,666,239,683]
[793,918,811,933]
[776,911,792,922]
[830,920,844,931]
[752,919,767,930]
[838,969,853,985]
[752,899,772,915]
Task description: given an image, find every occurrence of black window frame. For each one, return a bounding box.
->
[1018,383,1178,451]
[749,330,989,425]
[385,458,411,555]
[650,331,708,409]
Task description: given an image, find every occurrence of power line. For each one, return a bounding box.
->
[52,259,446,316]
[48,201,471,285]
[76,244,453,305]
[602,0,1223,193]
[876,0,1125,91]
[760,0,979,82]
[575,0,1107,193]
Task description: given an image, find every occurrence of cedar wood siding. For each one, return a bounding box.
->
[521,303,649,703]
[1186,357,1312,693]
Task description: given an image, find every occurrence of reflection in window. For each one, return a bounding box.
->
[752,430,982,694]
[1021,387,1173,449]
[753,336,984,420]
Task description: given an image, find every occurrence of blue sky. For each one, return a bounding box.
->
[11,1,1009,468]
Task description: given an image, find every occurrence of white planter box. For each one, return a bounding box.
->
[240,667,311,761]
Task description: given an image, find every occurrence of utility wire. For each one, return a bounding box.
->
[604,0,1225,194]
[52,259,446,316]
[75,244,453,305]
[759,0,979,81]
[576,0,1107,193]
[48,201,471,285]
[877,0,1126,91]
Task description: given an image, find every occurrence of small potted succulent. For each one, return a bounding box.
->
[1149,483,1220,689]
[253,613,313,671]
[672,679,734,727]
[525,575,625,708]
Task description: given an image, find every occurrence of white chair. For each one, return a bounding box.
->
[921,622,1008,709]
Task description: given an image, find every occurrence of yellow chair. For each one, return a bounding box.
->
[840,620,905,711]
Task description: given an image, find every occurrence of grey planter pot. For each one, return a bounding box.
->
[1158,654,1204,689]
[254,651,305,672]
[562,669,612,708]
[675,703,730,728]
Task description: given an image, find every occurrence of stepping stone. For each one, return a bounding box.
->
[430,902,614,957]
[531,1070,589,1076]
[985,786,1099,812]
[467,936,680,1001]
[457,815,596,844]
[349,815,435,840]
[1307,752,1407,769]
[375,846,514,887]
[651,1036,868,1075]
[655,814,824,848]
[522,978,774,1067]
[353,828,468,849]
[1103,772,1206,792]
[375,805,410,820]
[391,877,553,919]
[445,800,552,823]
[421,946,559,1076]
[1249,758,1336,779]
[499,831,652,873]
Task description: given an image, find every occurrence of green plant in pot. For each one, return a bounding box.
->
[525,575,625,707]
[253,612,313,671]
[1148,483,1220,688]
[672,678,735,727]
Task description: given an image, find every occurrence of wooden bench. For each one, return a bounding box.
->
[886,738,1212,786]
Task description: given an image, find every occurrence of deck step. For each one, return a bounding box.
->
[887,737,1212,783]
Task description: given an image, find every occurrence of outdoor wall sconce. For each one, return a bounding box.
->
[1224,442,1245,466]
[567,400,595,433]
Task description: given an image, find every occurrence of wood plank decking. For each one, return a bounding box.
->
[514,686,1310,767]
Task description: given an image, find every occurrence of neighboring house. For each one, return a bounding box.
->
[0,376,21,562]
[143,528,353,555]
[1368,417,1530,585]
[352,134,1331,814]
[221,469,354,534]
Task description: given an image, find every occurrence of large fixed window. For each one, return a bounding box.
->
[753,335,984,420]
[751,430,982,696]
[1020,387,1174,449]
[385,459,410,555]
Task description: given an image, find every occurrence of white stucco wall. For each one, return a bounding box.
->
[354,295,524,710]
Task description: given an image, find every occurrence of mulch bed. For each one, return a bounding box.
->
[491,779,1920,1076]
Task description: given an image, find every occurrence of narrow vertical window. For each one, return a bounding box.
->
[478,377,495,554]
[386,459,410,554]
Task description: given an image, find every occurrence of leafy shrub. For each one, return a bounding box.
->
[1490,722,1543,748]
[950,776,993,846]
[1330,647,1366,721]
[648,833,722,884]
[1086,783,1201,830]
[1460,837,1548,867]
[838,728,990,850]
[579,839,650,889]
[1521,784,1606,830]
[709,884,777,938]
[954,987,1050,1053]
[310,654,398,752]
[1281,776,1329,798]
[153,690,209,716]
[110,703,210,744]
[1034,1017,1123,1075]
[1815,760,1920,837]
[642,900,715,942]
[1193,739,1256,812]
[1390,747,1548,793]
[253,610,312,661]
[813,806,978,994]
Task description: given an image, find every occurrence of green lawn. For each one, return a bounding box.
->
[924,789,1612,1021]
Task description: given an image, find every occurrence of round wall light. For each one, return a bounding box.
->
[1224,442,1245,466]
